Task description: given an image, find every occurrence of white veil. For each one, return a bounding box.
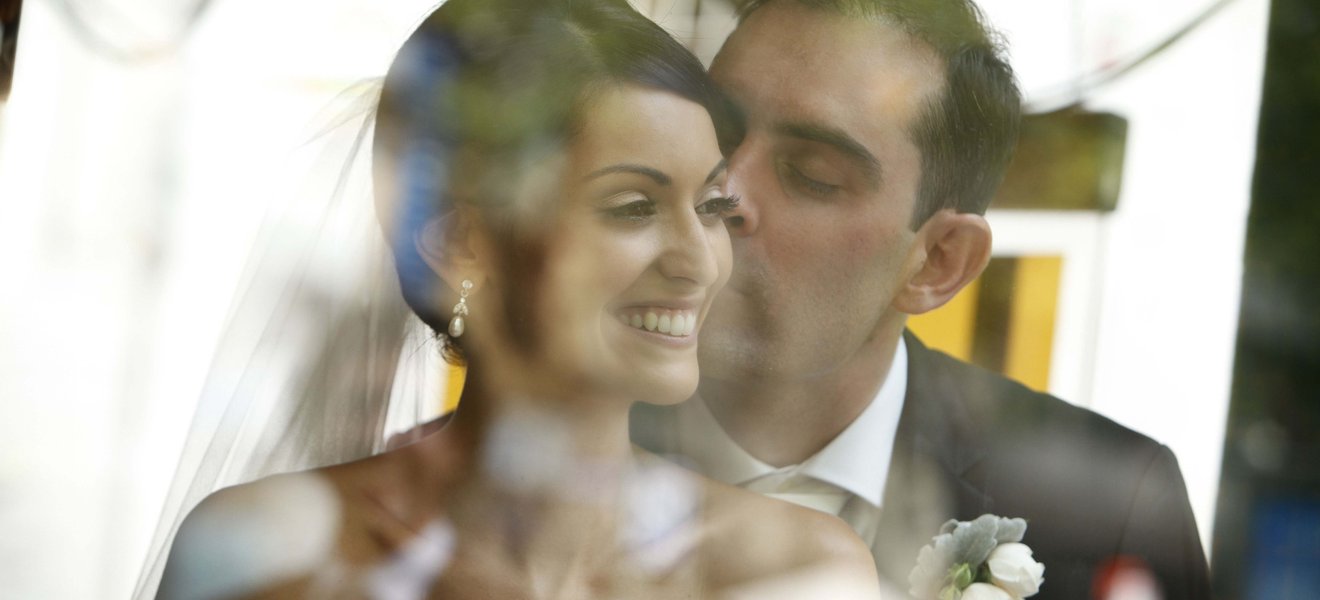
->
[131,79,446,599]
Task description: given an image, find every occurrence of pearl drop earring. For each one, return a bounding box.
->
[448,279,473,338]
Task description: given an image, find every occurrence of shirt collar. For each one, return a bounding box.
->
[676,338,908,508]
[799,338,907,507]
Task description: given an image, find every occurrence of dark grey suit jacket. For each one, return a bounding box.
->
[631,331,1212,599]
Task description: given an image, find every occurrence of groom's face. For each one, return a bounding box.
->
[700,2,945,381]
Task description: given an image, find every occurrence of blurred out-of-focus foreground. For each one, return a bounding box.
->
[0,0,1315,597]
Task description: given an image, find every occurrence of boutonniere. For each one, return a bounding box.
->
[907,515,1045,600]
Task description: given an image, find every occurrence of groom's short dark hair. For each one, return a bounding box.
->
[737,0,1021,228]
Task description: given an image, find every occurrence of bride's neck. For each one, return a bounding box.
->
[441,374,643,587]
[449,371,636,464]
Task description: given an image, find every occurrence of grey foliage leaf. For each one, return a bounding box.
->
[994,517,1027,543]
[950,514,1000,566]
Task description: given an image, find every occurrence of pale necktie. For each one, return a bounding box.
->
[838,492,881,548]
[741,470,851,517]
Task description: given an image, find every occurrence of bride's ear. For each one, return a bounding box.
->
[891,209,992,315]
[415,207,490,294]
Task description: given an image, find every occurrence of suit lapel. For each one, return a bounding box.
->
[903,331,992,513]
[868,332,994,589]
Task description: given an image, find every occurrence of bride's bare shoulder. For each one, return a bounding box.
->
[160,441,454,598]
[630,453,879,597]
[157,468,347,598]
[699,479,878,589]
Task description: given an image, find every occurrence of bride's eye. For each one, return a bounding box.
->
[602,198,657,222]
[696,194,742,223]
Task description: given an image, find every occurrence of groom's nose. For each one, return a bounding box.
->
[722,142,761,238]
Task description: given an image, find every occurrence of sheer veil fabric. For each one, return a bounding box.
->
[132,79,446,599]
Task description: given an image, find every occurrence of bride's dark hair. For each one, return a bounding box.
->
[374,0,726,363]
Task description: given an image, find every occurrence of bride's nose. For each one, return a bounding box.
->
[656,213,721,288]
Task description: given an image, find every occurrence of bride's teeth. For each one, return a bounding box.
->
[620,309,695,337]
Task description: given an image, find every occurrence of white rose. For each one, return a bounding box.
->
[986,542,1045,598]
[960,582,1015,600]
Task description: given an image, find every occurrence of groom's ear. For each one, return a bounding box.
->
[892,209,992,315]
[415,206,490,294]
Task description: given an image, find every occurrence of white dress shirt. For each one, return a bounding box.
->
[675,339,908,539]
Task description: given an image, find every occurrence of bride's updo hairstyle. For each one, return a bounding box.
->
[374,0,725,363]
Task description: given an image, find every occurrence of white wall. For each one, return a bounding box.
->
[979,0,1269,555]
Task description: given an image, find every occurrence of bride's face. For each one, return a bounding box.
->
[529,84,733,406]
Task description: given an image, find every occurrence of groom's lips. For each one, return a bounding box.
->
[724,266,769,296]
[720,276,769,308]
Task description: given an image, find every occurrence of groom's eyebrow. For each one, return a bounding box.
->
[585,164,672,186]
[774,122,883,185]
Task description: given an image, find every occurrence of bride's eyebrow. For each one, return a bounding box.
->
[704,159,728,185]
[584,164,671,186]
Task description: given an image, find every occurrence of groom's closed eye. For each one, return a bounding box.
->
[780,161,843,199]
[774,122,883,193]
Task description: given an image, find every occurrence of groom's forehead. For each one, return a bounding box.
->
[718,2,939,88]
[713,2,943,136]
